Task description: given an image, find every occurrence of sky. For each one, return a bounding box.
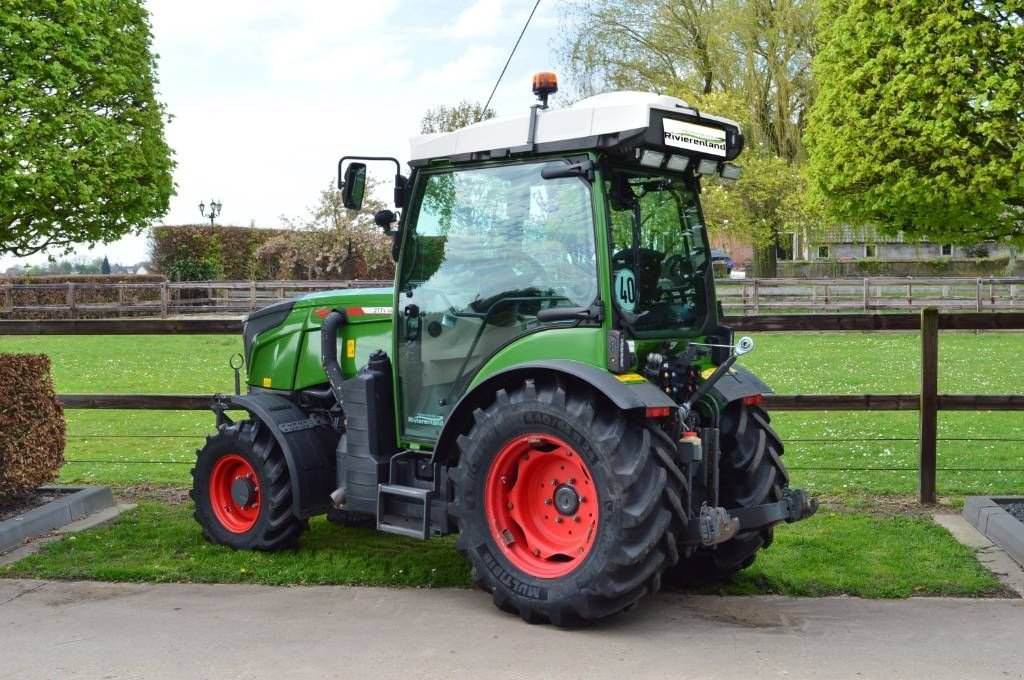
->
[1,0,568,271]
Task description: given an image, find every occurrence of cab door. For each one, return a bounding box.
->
[394,160,600,442]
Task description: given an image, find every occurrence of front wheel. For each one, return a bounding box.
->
[191,420,306,551]
[450,378,687,626]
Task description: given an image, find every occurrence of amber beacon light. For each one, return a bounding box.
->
[532,71,558,108]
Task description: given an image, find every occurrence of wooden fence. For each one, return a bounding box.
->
[2,310,1023,504]
[2,276,1023,318]
[716,276,1024,313]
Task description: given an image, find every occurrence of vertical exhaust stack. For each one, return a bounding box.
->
[320,309,348,407]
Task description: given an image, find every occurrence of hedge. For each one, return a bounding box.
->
[0,354,66,499]
[150,225,286,281]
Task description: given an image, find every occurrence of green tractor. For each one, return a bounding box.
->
[192,74,817,625]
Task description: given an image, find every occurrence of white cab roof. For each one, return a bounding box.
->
[408,91,741,165]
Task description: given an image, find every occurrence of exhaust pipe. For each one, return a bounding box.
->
[321,309,348,407]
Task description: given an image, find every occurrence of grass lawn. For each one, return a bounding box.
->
[2,502,1009,598]
[0,331,1021,496]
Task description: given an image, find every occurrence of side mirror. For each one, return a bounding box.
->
[341,163,367,210]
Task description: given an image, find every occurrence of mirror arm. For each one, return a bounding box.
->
[337,155,402,190]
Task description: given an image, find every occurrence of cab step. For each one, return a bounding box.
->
[376,483,432,540]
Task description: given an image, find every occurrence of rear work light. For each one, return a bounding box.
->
[742,395,765,406]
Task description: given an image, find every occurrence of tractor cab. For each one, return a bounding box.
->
[342,83,747,444]
[194,73,817,628]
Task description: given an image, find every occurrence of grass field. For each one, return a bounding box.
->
[2,502,1008,598]
[1,331,1021,496]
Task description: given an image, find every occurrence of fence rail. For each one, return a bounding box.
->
[4,312,1024,335]
[716,276,1024,313]
[2,276,1023,318]
[3,309,1024,504]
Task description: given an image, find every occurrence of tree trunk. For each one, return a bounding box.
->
[752,237,778,278]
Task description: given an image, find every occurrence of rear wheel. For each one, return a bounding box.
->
[191,420,306,551]
[451,378,687,626]
[668,401,788,584]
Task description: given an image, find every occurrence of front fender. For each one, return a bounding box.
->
[430,359,676,465]
[222,392,338,519]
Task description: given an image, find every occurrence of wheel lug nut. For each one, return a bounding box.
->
[551,479,558,486]
[507,502,513,510]
[577,547,584,554]
[544,498,552,505]
[556,517,563,523]
[533,548,540,557]
[573,516,580,523]
[568,478,576,485]
[578,496,586,503]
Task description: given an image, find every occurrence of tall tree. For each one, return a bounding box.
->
[558,0,818,274]
[558,0,816,162]
[101,255,111,275]
[420,100,496,134]
[806,0,1023,244]
[0,0,175,257]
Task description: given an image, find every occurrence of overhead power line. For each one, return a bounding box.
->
[481,0,542,119]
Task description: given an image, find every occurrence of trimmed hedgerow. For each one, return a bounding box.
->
[0,354,66,499]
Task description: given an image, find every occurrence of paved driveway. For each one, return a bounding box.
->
[1,579,1021,680]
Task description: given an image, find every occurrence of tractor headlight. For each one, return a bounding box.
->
[666,155,689,172]
[639,149,665,168]
[720,163,742,180]
[696,159,719,175]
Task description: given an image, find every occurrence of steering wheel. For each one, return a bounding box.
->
[662,254,692,282]
[660,254,696,303]
[504,252,545,286]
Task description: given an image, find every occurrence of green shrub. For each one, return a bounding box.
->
[150,225,284,280]
[0,354,65,499]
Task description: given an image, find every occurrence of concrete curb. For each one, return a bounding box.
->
[962,496,1024,568]
[0,486,114,554]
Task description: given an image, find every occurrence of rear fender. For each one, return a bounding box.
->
[224,392,338,519]
[430,359,676,466]
[707,364,773,404]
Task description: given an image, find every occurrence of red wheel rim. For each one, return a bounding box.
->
[484,433,600,578]
[209,454,261,533]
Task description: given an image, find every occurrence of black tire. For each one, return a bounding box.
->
[450,377,688,626]
[191,420,306,551]
[668,401,788,584]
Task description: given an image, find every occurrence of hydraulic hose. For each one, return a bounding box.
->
[320,309,348,407]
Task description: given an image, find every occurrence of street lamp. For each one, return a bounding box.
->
[198,199,222,226]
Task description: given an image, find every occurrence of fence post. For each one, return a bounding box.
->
[976,278,983,311]
[250,281,257,311]
[160,282,168,318]
[863,278,869,312]
[1,283,10,313]
[66,281,76,318]
[753,279,760,314]
[919,307,939,504]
